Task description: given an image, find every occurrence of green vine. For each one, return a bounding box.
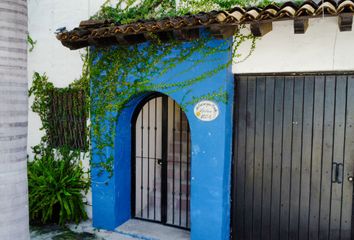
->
[89,36,232,176]
[31,0,271,177]
[87,1,266,177]
[27,35,37,52]
[28,72,91,225]
[29,72,54,145]
[93,0,293,23]
[29,72,89,157]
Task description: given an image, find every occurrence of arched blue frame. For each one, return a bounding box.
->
[91,32,234,240]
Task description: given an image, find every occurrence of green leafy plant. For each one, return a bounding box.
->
[29,72,89,148]
[93,0,292,23]
[29,72,54,145]
[28,73,90,225]
[27,35,37,52]
[28,148,89,225]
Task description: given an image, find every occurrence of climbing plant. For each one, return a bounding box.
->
[32,0,308,176]
[29,72,89,151]
[27,35,37,52]
[85,0,265,176]
[28,73,90,225]
[89,36,233,176]
[93,0,277,23]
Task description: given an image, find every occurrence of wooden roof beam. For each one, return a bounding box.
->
[88,36,119,48]
[63,41,88,50]
[338,13,353,32]
[155,31,175,43]
[250,22,272,37]
[294,18,309,34]
[173,28,200,41]
[209,25,238,39]
[115,35,130,45]
[123,34,147,45]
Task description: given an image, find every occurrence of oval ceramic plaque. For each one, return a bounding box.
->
[194,100,219,122]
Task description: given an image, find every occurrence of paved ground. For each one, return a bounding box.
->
[30,220,190,240]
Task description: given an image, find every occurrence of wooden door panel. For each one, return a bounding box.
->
[232,74,354,240]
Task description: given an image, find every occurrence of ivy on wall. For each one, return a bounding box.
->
[29,73,90,155]
[89,36,233,176]
[86,0,265,176]
[28,73,90,225]
[27,35,37,52]
[32,0,298,176]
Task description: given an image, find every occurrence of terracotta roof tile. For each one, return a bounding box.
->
[57,0,354,50]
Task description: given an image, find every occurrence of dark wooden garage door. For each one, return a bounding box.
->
[231,74,354,240]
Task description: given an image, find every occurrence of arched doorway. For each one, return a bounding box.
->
[131,93,191,229]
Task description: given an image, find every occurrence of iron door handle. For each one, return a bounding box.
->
[332,163,337,183]
[337,164,343,184]
[332,162,344,184]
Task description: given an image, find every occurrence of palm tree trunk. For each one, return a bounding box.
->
[0,0,29,239]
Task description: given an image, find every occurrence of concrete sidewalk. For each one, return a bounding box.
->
[31,220,190,240]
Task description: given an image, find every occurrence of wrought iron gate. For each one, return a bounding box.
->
[132,94,191,229]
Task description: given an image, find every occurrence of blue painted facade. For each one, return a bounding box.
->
[91,31,234,240]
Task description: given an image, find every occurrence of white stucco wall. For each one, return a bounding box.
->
[27,0,106,159]
[235,17,354,74]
